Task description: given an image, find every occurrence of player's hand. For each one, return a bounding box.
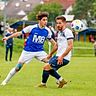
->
[2,37,8,41]
[47,54,52,59]
[42,57,49,63]
[57,56,63,65]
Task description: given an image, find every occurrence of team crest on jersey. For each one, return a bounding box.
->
[32,34,45,43]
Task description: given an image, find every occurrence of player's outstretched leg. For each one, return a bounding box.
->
[38,64,67,88]
[0,67,16,86]
[0,63,23,86]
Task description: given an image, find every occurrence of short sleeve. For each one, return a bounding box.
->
[22,25,37,34]
[65,28,74,40]
[46,27,52,40]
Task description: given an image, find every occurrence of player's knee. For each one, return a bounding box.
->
[15,63,23,72]
[43,64,51,71]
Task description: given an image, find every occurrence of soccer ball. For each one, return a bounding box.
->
[71,19,83,32]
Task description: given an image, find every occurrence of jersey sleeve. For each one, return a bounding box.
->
[65,29,74,40]
[22,25,37,34]
[46,27,52,40]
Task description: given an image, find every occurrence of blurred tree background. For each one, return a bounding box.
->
[71,0,96,27]
[28,3,63,22]
[0,0,96,27]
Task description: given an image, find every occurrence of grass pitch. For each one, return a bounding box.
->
[0,37,96,96]
[0,52,96,96]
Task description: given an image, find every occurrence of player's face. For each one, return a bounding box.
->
[39,17,48,27]
[56,19,66,31]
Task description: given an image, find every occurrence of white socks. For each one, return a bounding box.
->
[58,77,63,81]
[2,67,16,84]
[41,82,46,85]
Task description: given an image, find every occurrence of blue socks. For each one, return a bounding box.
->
[42,69,61,83]
[49,69,61,79]
[42,70,50,83]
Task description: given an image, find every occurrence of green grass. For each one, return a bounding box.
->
[74,41,93,47]
[0,35,96,96]
[0,57,96,96]
[73,41,94,57]
[0,49,96,96]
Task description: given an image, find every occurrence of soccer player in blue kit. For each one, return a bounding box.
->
[1,12,57,86]
[38,15,74,88]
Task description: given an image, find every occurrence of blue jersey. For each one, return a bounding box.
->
[22,24,52,52]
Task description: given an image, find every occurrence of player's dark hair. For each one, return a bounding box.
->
[36,11,49,20]
[55,16,66,22]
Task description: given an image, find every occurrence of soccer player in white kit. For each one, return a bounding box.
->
[38,15,74,88]
[1,12,57,86]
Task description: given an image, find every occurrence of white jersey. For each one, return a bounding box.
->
[56,28,74,61]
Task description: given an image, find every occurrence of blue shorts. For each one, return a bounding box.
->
[49,56,69,70]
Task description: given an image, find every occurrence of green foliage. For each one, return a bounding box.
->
[72,0,94,19]
[1,11,18,25]
[71,0,96,27]
[6,18,18,25]
[0,15,3,21]
[91,1,96,18]
[28,3,63,22]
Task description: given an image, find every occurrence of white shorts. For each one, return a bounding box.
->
[18,50,47,64]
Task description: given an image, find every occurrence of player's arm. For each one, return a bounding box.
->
[47,38,58,59]
[2,32,22,41]
[57,39,73,65]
